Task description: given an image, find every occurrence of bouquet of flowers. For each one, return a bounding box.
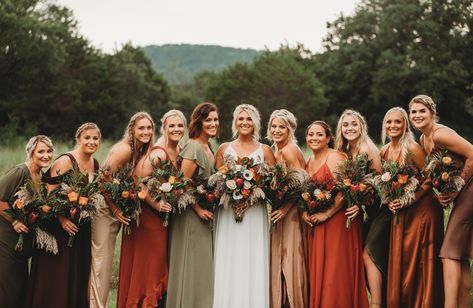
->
[335,154,376,228]
[146,159,190,226]
[99,163,146,234]
[424,148,465,207]
[4,182,59,253]
[208,155,269,222]
[54,165,103,247]
[300,179,336,233]
[372,160,419,224]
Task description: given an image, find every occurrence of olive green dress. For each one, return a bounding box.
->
[0,164,33,308]
[166,140,214,308]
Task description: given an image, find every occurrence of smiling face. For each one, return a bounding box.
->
[163,115,185,143]
[409,102,435,130]
[77,129,100,155]
[202,111,219,138]
[236,110,254,137]
[30,141,53,169]
[385,111,405,140]
[306,124,331,152]
[269,118,289,144]
[341,114,361,142]
[134,117,153,146]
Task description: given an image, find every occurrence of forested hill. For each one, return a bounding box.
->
[142,44,260,84]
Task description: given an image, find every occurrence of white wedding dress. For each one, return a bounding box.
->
[212,142,270,308]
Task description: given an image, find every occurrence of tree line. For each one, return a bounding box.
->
[1,0,472,145]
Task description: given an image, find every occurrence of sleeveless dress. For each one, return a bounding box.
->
[270,173,308,308]
[0,164,33,308]
[117,146,170,308]
[166,140,214,308]
[26,153,98,308]
[213,142,270,308]
[307,161,368,308]
[385,146,444,308]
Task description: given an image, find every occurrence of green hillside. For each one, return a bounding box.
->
[142,44,260,85]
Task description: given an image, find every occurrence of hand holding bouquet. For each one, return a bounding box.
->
[5,182,58,253]
[372,161,419,224]
[299,179,335,233]
[424,149,465,208]
[99,163,146,234]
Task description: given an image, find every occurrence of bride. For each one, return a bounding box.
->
[213,104,275,308]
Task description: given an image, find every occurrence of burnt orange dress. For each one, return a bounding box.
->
[117,147,169,308]
[386,149,444,308]
[307,163,368,308]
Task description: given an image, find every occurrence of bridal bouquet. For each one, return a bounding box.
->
[208,155,269,222]
[335,154,376,228]
[99,163,146,234]
[424,148,465,207]
[300,179,336,233]
[4,182,58,253]
[372,161,419,224]
[146,159,190,226]
[54,165,102,247]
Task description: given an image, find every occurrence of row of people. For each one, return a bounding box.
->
[0,95,472,308]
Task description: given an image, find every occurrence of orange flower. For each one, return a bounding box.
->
[441,172,450,182]
[121,191,130,199]
[442,156,452,166]
[68,191,78,202]
[358,183,367,192]
[168,176,176,185]
[41,204,51,213]
[219,165,229,174]
[241,189,251,198]
[15,199,25,210]
[343,178,352,187]
[397,174,409,184]
[138,190,147,200]
[79,196,89,206]
[316,192,326,200]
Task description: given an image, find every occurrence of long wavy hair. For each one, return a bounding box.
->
[266,109,297,147]
[123,112,156,164]
[335,109,376,157]
[381,107,415,163]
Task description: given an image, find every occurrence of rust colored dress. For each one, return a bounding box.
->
[307,163,368,308]
[386,148,444,308]
[270,204,309,308]
[117,146,169,308]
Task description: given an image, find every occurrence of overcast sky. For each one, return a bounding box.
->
[55,0,360,53]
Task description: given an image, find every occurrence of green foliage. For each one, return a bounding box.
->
[143,44,260,85]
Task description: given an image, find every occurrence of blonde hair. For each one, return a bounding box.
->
[408,94,438,122]
[266,109,297,146]
[160,109,187,136]
[232,104,261,141]
[335,109,376,156]
[123,112,156,157]
[75,123,101,140]
[25,135,54,161]
[381,107,415,162]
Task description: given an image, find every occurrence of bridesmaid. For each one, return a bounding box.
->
[90,111,155,308]
[213,104,275,308]
[382,107,444,307]
[334,109,387,306]
[267,109,308,308]
[409,95,473,308]
[26,123,101,308]
[303,121,368,308]
[0,136,54,307]
[117,110,185,307]
[166,103,219,308]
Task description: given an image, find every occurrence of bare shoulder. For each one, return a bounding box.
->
[407,141,423,155]
[329,149,347,162]
[432,125,458,145]
[148,147,167,164]
[262,144,274,155]
[216,142,230,156]
[380,143,390,156]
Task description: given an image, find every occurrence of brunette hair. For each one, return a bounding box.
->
[306,120,334,148]
[188,102,219,139]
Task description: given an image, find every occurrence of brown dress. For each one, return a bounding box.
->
[385,147,444,308]
[270,203,309,308]
[117,146,169,307]
[26,153,97,308]
[307,163,368,308]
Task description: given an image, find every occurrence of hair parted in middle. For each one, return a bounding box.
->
[188,102,219,139]
[232,104,261,141]
[381,107,415,163]
[335,109,376,156]
[160,109,187,136]
[266,109,298,145]
[306,120,334,148]
[123,111,156,160]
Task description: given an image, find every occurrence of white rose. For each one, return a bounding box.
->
[381,172,391,182]
[243,180,252,190]
[226,179,237,190]
[196,185,206,194]
[113,179,120,185]
[160,182,173,193]
[235,164,242,172]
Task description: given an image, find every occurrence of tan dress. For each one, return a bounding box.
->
[270,204,309,308]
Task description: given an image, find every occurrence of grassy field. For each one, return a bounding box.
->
[1,141,472,306]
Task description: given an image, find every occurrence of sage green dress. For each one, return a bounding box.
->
[166,140,214,308]
[0,164,33,308]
